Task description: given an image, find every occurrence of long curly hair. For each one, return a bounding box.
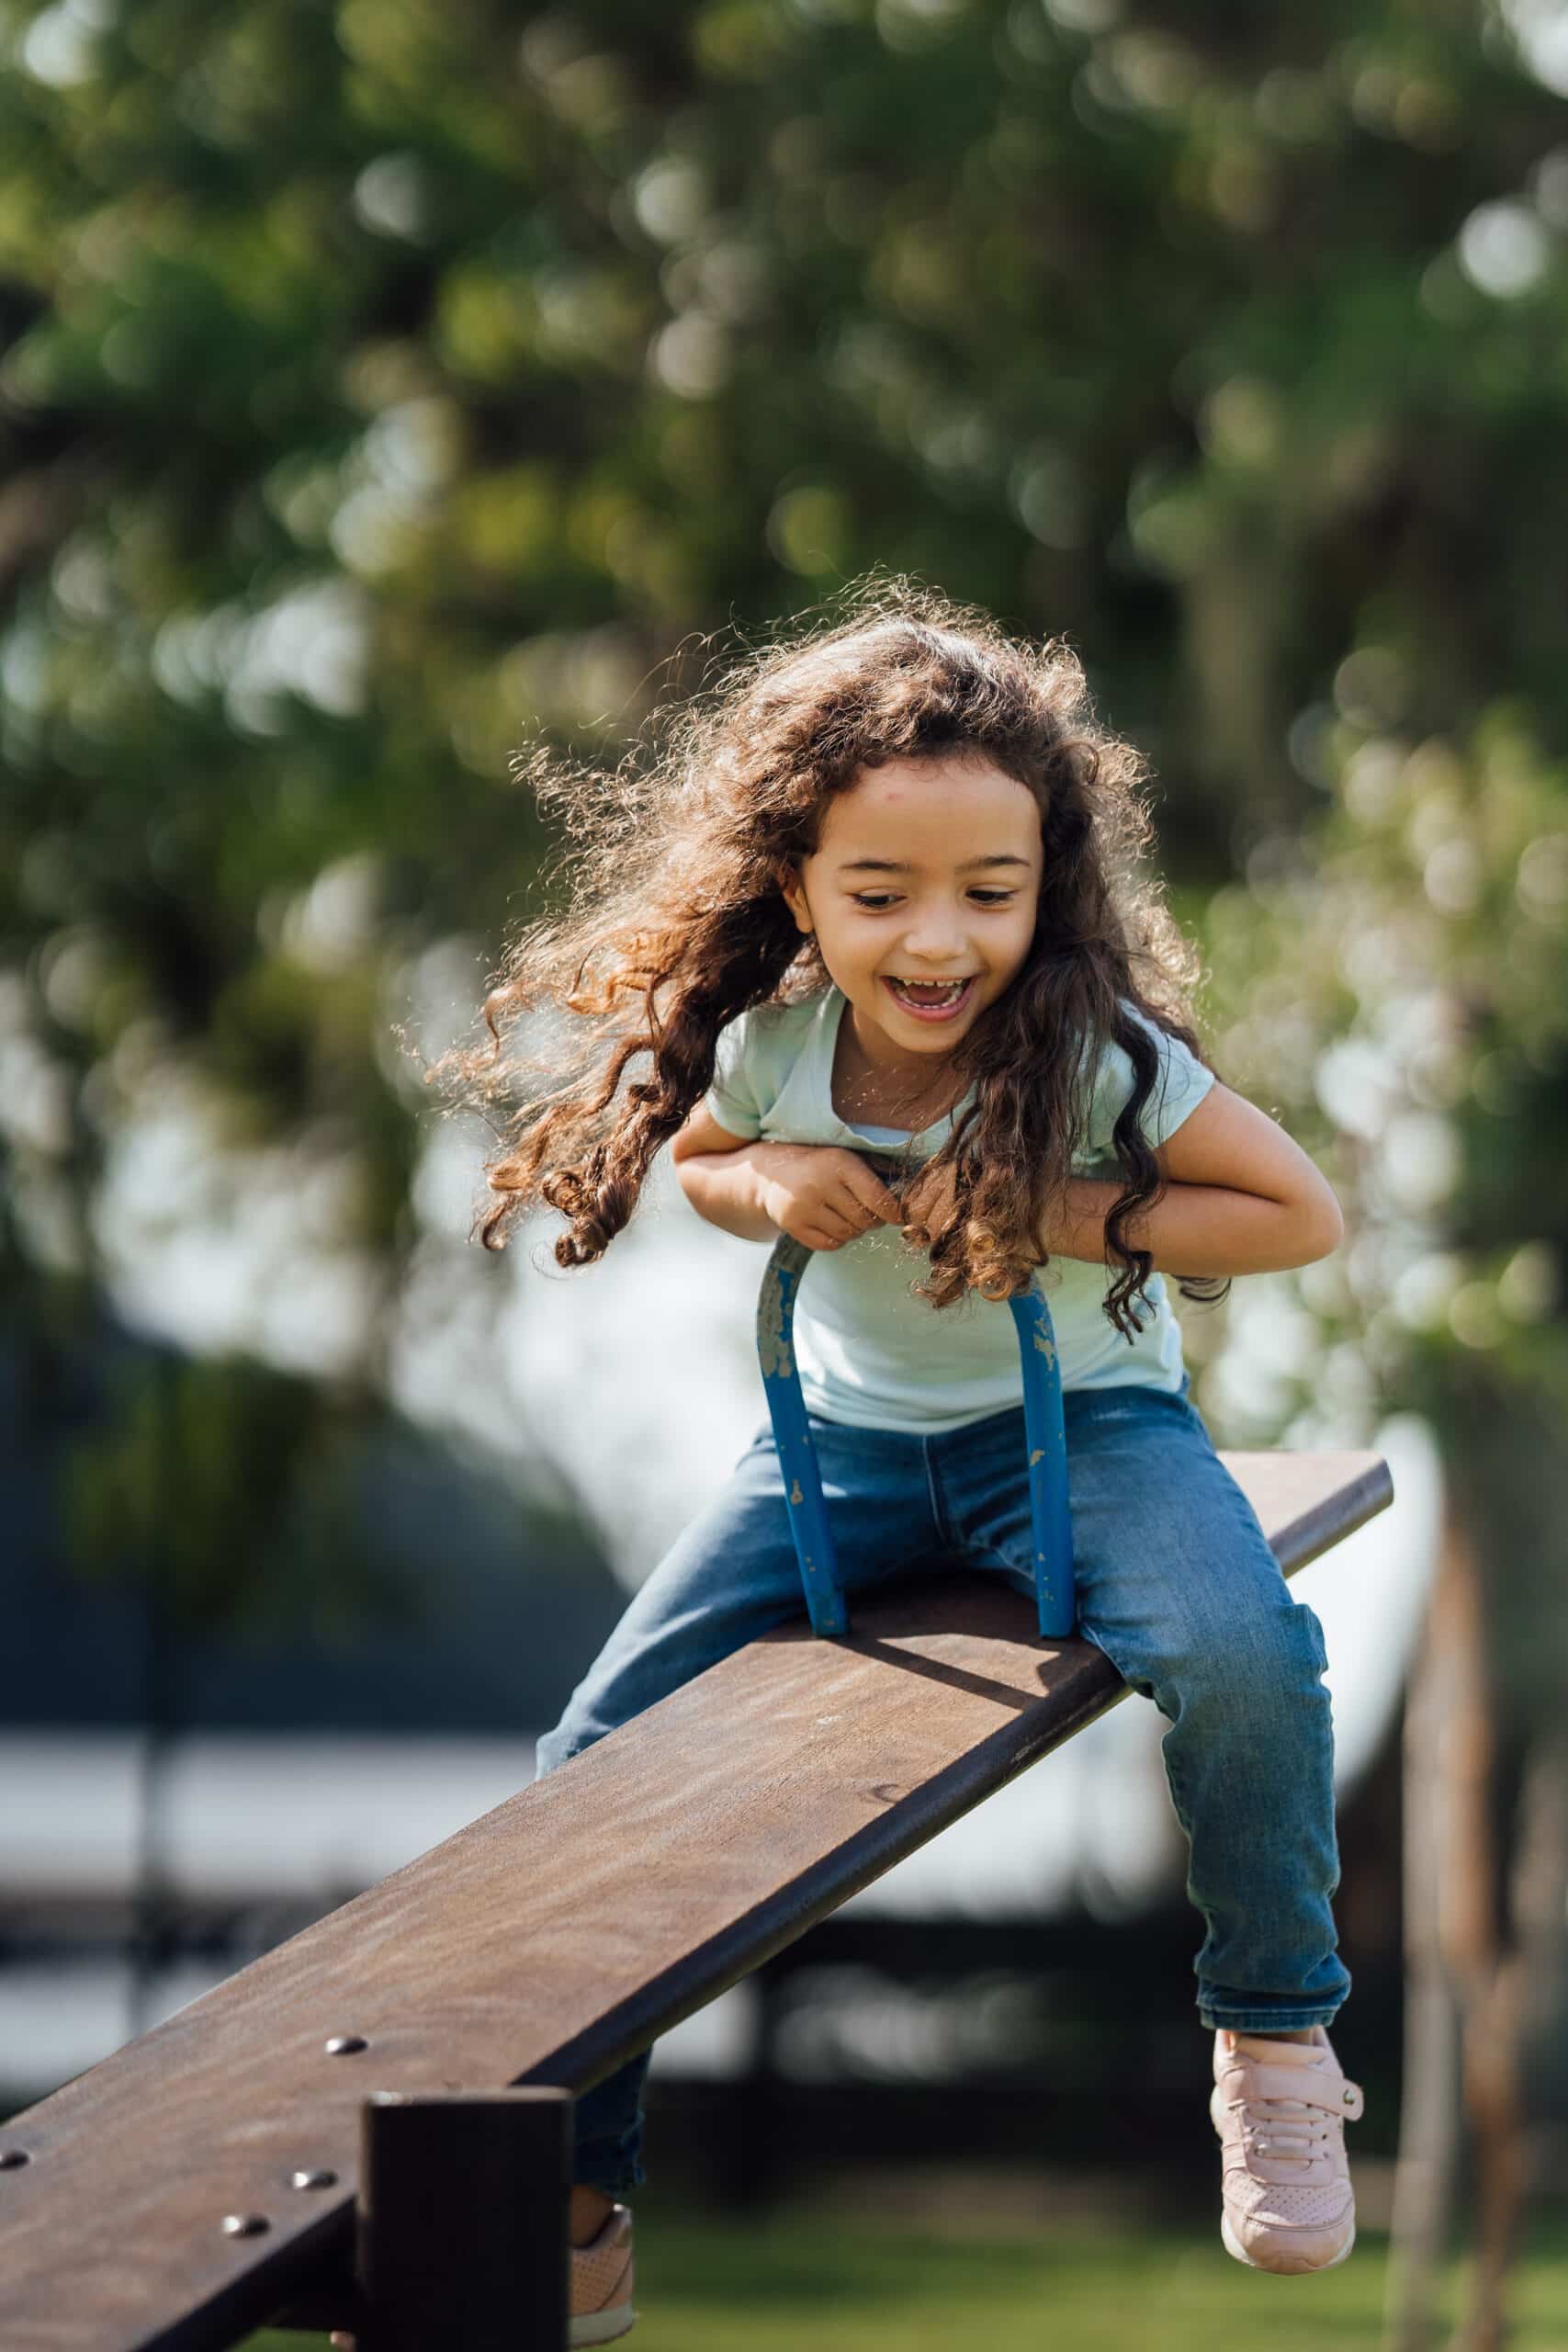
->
[425,574,1230,1338]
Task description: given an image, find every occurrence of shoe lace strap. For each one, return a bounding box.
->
[1228,2073,1364,2168]
[1234,2095,1329,2167]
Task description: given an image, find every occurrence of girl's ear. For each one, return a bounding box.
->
[779,865,813,935]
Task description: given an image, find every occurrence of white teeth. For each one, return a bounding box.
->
[890,979,967,1004]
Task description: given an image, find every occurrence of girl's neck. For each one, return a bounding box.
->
[830,990,965,1128]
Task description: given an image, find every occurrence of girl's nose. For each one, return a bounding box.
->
[901,925,970,956]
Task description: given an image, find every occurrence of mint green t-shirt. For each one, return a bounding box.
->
[701,982,1216,1433]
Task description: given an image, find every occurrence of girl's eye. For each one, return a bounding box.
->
[851,890,1016,910]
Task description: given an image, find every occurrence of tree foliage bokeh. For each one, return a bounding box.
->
[4,0,1568,2317]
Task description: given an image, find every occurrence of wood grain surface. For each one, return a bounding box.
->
[0,1449,1393,2351]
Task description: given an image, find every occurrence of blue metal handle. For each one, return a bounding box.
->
[754,1170,1076,1643]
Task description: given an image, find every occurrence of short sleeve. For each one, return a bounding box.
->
[1083,1005,1216,1158]
[703,1010,764,1140]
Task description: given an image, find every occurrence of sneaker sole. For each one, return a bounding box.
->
[570,2306,638,2346]
[1221,2211,1355,2274]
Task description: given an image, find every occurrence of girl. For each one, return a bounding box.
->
[442,583,1361,2343]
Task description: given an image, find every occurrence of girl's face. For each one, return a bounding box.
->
[781,754,1043,1073]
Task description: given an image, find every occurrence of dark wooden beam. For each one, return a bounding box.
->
[0,1451,1392,2352]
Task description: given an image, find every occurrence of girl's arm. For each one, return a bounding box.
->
[1044,1176,1337,1276]
[671,1104,904,1248]
[1043,1082,1343,1276]
[671,1104,781,1241]
[675,1143,782,1242]
[898,1081,1342,1277]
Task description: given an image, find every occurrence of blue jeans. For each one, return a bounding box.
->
[534,1377,1349,2195]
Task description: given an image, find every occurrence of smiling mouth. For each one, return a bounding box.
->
[882,976,976,1015]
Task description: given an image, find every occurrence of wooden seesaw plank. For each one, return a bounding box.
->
[0,1450,1392,2352]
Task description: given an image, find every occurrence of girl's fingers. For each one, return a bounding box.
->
[850,1181,903,1225]
[835,1195,877,1232]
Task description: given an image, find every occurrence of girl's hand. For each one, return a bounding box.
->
[751,1144,905,1252]
[897,1157,959,1246]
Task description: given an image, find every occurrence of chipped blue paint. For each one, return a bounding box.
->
[755,1232,848,1634]
[1005,1272,1076,1638]
[755,1210,1076,1643]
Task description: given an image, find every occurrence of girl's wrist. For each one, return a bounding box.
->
[677,1141,784,1244]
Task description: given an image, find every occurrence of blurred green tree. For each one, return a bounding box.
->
[3,2,1567,2336]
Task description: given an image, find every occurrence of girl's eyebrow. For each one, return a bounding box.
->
[835,854,1033,874]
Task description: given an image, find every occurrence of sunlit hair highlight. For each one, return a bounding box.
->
[423,574,1230,1336]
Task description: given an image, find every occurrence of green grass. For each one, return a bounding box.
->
[242,2198,1568,2351]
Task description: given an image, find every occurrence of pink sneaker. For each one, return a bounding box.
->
[1211,2026,1363,2274]
[327,2203,638,2352]
[570,2199,637,2346]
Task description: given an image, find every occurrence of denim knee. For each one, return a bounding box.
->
[1157,1593,1330,1732]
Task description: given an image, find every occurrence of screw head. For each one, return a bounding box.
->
[0,2149,29,2171]
[221,2213,270,2238]
[290,2167,338,2190]
[324,2034,368,2056]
